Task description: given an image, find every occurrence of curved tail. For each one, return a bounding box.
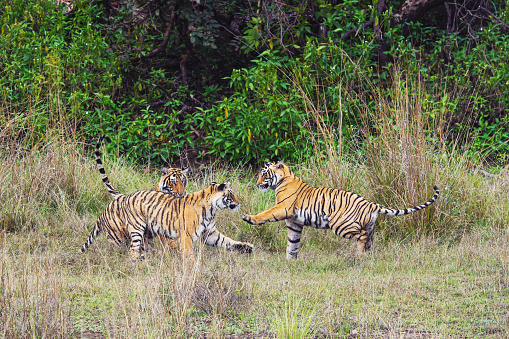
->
[379,186,439,216]
[95,135,122,199]
[80,222,101,253]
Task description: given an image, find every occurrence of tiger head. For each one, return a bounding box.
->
[255,161,287,192]
[208,182,240,211]
[158,167,189,197]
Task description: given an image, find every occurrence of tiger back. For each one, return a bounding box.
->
[242,161,439,258]
[80,182,254,260]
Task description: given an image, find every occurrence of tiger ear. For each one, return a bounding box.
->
[161,167,169,175]
[275,160,284,168]
[210,181,217,186]
[264,162,272,167]
[182,167,189,174]
[218,182,230,191]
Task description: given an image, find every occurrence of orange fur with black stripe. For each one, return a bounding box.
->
[149,166,189,250]
[92,135,188,252]
[242,161,439,257]
[81,182,253,259]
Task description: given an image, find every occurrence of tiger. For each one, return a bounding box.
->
[242,161,439,258]
[80,182,254,260]
[150,166,190,250]
[95,135,189,199]
[94,135,188,251]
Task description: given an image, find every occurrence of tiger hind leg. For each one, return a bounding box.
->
[355,219,377,254]
[356,232,369,254]
[286,220,304,260]
[358,214,378,253]
[334,221,368,254]
[128,225,147,260]
[363,220,376,252]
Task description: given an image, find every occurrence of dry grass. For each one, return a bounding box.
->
[0,136,507,338]
[1,225,508,338]
[1,70,508,337]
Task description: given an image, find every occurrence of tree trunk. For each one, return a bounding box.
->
[393,0,446,24]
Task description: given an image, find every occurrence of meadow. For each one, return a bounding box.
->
[1,102,508,338]
[1,1,508,336]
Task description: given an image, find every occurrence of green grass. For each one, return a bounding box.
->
[1,70,508,337]
[0,139,508,338]
[2,219,508,338]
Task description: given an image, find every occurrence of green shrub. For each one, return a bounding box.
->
[0,0,120,143]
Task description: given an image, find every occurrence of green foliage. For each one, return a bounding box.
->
[383,20,509,163]
[2,0,508,166]
[195,51,306,163]
[228,1,509,164]
[85,0,244,165]
[470,114,509,162]
[0,0,120,142]
[194,38,378,163]
[88,82,196,164]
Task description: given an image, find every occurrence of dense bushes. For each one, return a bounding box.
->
[0,0,120,141]
[193,1,508,164]
[1,0,507,166]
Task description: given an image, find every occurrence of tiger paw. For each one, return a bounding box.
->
[232,242,253,254]
[242,215,255,224]
[129,252,145,261]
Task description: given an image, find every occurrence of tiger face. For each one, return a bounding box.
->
[209,182,240,211]
[256,161,286,192]
[158,167,189,197]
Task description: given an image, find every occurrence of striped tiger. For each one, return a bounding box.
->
[242,161,439,258]
[152,166,189,196]
[81,182,254,260]
[94,135,188,251]
[95,135,189,199]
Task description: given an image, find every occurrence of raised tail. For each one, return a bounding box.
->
[80,222,101,253]
[95,135,122,199]
[379,186,439,216]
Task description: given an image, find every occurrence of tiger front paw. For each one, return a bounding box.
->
[242,214,256,225]
[232,242,254,254]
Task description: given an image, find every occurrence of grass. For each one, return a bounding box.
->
[0,134,507,338]
[1,213,508,338]
[1,68,508,337]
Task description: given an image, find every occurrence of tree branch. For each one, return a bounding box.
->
[393,0,445,25]
[130,12,176,62]
[339,18,374,41]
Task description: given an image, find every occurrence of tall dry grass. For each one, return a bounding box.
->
[295,66,509,246]
[360,71,443,236]
[0,249,71,338]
